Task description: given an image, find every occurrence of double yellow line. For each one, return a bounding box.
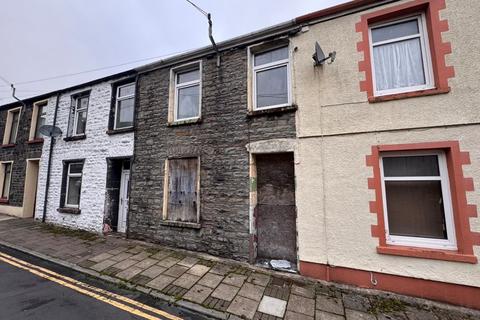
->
[0,252,182,320]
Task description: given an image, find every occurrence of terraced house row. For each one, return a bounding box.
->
[1,0,479,310]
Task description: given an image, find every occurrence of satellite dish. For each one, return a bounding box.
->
[313,41,336,65]
[39,125,62,138]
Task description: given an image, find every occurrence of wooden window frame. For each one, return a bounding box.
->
[0,161,13,201]
[113,82,135,130]
[29,100,48,142]
[72,93,89,137]
[162,157,201,226]
[64,162,84,208]
[380,150,456,250]
[249,44,292,111]
[356,0,455,103]
[367,141,479,263]
[2,107,22,145]
[369,13,434,97]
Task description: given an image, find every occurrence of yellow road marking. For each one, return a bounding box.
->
[0,252,183,320]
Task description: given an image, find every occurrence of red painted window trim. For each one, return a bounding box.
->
[355,0,455,102]
[366,141,479,263]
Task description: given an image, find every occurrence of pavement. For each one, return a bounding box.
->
[0,215,478,320]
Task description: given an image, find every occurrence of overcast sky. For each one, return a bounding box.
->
[0,0,347,104]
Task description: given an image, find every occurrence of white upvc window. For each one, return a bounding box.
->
[72,94,89,136]
[369,14,434,96]
[252,45,291,110]
[0,162,13,199]
[65,162,83,208]
[114,82,135,130]
[380,150,456,250]
[173,64,201,122]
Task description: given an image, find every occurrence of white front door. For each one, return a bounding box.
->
[118,170,130,233]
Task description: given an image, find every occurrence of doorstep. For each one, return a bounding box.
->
[0,217,478,320]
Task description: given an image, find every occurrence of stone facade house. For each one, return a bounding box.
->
[290,0,480,310]
[0,95,54,218]
[33,71,137,233]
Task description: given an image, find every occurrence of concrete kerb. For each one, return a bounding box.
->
[0,239,230,320]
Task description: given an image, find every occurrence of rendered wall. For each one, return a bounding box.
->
[34,81,134,233]
[292,0,480,287]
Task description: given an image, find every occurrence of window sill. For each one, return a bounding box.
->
[247,104,297,117]
[369,88,450,103]
[63,135,86,142]
[167,118,202,127]
[106,127,134,135]
[377,245,477,264]
[0,198,9,204]
[1,143,15,148]
[57,207,81,215]
[159,220,201,229]
[27,138,44,144]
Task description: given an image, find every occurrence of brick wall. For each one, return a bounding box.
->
[129,49,296,261]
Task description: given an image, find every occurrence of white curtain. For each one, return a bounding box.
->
[373,38,425,91]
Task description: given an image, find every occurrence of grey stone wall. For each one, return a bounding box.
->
[0,103,44,206]
[129,48,296,261]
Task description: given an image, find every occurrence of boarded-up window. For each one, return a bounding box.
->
[166,158,199,223]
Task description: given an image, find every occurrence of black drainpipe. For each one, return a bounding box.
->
[42,92,61,223]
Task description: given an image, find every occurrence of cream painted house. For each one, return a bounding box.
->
[290,0,480,309]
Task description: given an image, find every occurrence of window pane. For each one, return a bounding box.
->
[78,96,89,109]
[75,110,87,135]
[383,155,439,177]
[69,163,83,174]
[373,38,426,91]
[9,111,20,144]
[256,65,288,108]
[254,46,288,66]
[385,180,447,239]
[116,98,134,128]
[118,83,135,97]
[372,19,419,43]
[67,176,82,206]
[177,69,199,84]
[2,163,11,198]
[177,85,200,119]
[35,105,46,138]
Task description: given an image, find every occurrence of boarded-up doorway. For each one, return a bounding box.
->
[255,152,297,268]
[22,159,40,218]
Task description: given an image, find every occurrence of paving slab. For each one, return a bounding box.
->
[90,259,117,272]
[345,309,375,320]
[258,296,287,318]
[197,272,224,288]
[285,311,314,320]
[156,256,180,268]
[112,258,138,271]
[115,266,144,281]
[110,252,133,262]
[237,282,265,301]
[88,252,113,263]
[315,311,345,320]
[172,273,201,289]
[291,284,315,299]
[145,275,176,291]
[247,273,271,287]
[130,251,151,261]
[150,250,171,260]
[140,265,166,278]
[316,295,344,315]
[135,258,158,269]
[342,293,371,313]
[287,294,315,316]
[211,283,240,302]
[223,273,247,287]
[227,295,259,319]
[177,256,199,268]
[210,263,235,276]
[163,265,188,278]
[182,284,213,304]
[187,264,211,277]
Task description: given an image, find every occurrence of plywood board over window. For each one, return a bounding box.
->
[162,157,200,226]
